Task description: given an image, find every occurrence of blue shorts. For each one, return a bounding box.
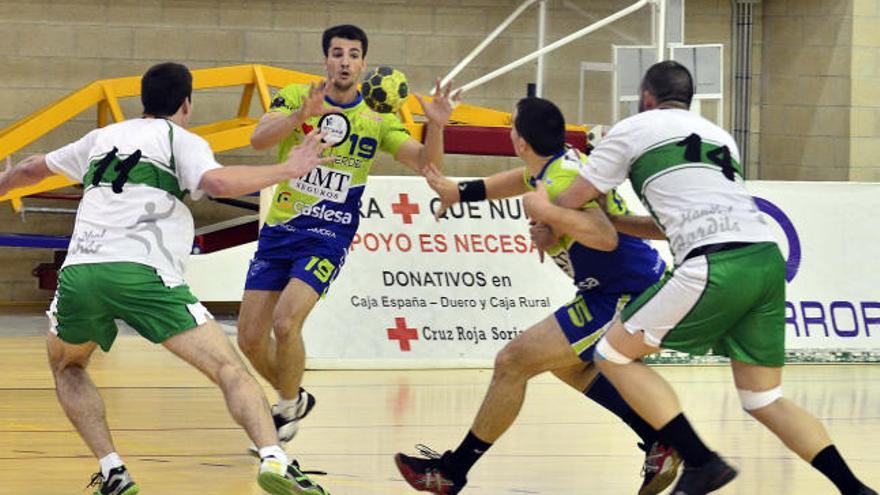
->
[244,235,347,296]
[554,291,634,361]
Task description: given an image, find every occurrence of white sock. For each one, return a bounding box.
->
[99,452,124,479]
[277,395,301,418]
[259,445,289,465]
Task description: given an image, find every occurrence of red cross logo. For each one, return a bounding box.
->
[387,317,418,351]
[391,193,420,224]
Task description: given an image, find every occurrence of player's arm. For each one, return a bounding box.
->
[251,82,341,151]
[424,163,527,220]
[524,181,618,252]
[394,79,461,174]
[201,131,333,198]
[607,213,666,240]
[0,155,55,197]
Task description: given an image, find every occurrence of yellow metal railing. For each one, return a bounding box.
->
[0,64,586,212]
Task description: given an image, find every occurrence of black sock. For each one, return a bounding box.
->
[811,445,865,494]
[584,374,656,444]
[657,413,714,467]
[446,430,493,477]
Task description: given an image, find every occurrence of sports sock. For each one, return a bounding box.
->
[277,389,304,418]
[811,445,866,495]
[584,374,657,444]
[259,445,290,466]
[99,452,124,479]
[446,430,493,478]
[657,413,714,467]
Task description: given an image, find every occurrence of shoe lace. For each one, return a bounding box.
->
[86,472,103,489]
[291,459,328,476]
[415,444,443,460]
[640,442,664,477]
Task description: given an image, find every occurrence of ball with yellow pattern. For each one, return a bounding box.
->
[361,66,409,114]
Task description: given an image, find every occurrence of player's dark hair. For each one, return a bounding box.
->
[141,62,192,117]
[322,24,368,57]
[641,60,694,108]
[514,97,566,157]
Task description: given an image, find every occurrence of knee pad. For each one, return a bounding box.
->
[737,386,783,411]
[595,337,633,365]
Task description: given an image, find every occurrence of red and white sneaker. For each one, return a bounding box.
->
[638,441,683,495]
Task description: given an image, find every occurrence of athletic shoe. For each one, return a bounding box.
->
[638,441,683,495]
[394,445,466,495]
[274,388,317,445]
[87,466,139,495]
[258,456,330,495]
[671,454,737,495]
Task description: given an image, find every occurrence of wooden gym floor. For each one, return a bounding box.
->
[1,318,878,494]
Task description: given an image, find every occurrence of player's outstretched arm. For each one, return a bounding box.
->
[250,81,342,150]
[524,181,618,251]
[424,163,527,220]
[396,79,461,173]
[202,131,334,198]
[608,214,666,240]
[0,155,54,197]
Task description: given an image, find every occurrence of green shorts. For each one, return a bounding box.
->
[48,262,212,351]
[621,242,786,367]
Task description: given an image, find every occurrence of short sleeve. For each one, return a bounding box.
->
[172,128,222,200]
[379,113,411,156]
[44,129,99,182]
[268,85,302,117]
[580,120,637,194]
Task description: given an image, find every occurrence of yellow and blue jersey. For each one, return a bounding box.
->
[526,148,666,294]
[260,84,411,254]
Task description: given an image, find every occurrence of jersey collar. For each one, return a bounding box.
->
[325,92,363,109]
[529,149,567,187]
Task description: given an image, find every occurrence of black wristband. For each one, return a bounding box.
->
[458,179,487,202]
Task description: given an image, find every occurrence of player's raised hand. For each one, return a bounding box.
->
[284,129,335,178]
[300,80,343,120]
[423,162,459,221]
[523,179,554,223]
[415,78,462,126]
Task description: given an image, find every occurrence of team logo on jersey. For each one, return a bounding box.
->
[270,95,292,111]
[275,191,293,209]
[291,165,352,203]
[318,112,351,147]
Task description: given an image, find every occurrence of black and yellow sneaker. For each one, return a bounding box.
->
[258,456,329,495]
[87,466,139,495]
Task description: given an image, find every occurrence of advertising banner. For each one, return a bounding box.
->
[186,178,880,367]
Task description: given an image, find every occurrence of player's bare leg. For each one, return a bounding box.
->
[396,315,585,494]
[272,278,320,399]
[48,334,138,495]
[166,319,329,495]
[471,314,582,441]
[595,321,736,495]
[238,289,282,386]
[164,319,277,447]
[47,335,113,458]
[731,360,875,495]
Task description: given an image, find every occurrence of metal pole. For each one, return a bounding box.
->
[433,0,538,94]
[458,0,650,94]
[536,0,547,97]
[656,0,666,61]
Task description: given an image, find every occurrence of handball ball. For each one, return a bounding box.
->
[362,66,409,114]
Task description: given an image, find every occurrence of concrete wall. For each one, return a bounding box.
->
[0,0,874,303]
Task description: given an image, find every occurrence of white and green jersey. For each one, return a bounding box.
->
[582,109,775,265]
[45,118,221,286]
